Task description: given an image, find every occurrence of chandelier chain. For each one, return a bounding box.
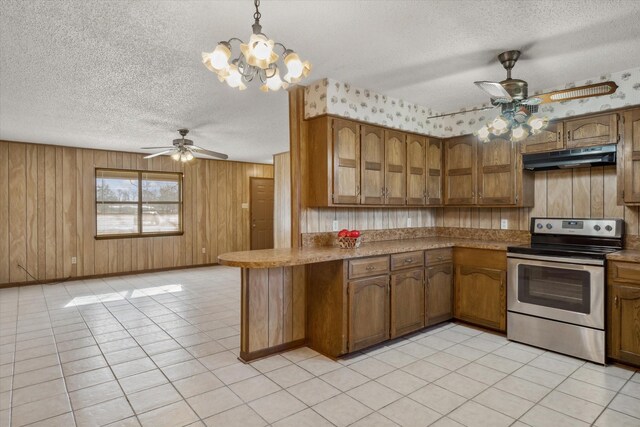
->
[254,0,261,22]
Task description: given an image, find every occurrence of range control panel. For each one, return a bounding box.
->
[531,218,623,238]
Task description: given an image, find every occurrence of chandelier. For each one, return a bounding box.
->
[202,0,311,92]
[475,104,548,143]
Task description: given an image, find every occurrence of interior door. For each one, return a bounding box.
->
[250,177,274,250]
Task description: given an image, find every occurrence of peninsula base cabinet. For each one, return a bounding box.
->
[607,261,640,366]
[453,248,507,332]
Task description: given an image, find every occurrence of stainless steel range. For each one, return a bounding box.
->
[507,217,624,364]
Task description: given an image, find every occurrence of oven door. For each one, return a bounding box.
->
[507,254,604,329]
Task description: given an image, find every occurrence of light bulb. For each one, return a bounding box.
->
[476,125,491,142]
[171,152,180,161]
[210,43,231,70]
[224,64,247,90]
[184,151,194,161]
[512,125,529,142]
[490,116,509,135]
[180,153,189,162]
[260,69,288,92]
[240,33,278,69]
[528,116,548,134]
[283,51,311,83]
[251,34,271,60]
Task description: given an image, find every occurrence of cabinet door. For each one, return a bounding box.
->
[426,139,443,205]
[565,113,618,149]
[444,135,476,205]
[361,125,385,205]
[454,265,506,331]
[390,269,425,338]
[477,136,516,205]
[406,135,427,205]
[348,275,390,352]
[623,108,640,203]
[520,121,564,154]
[608,284,640,365]
[332,119,360,204]
[385,130,407,205]
[426,263,453,326]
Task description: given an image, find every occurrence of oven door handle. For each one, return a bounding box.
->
[507,252,605,266]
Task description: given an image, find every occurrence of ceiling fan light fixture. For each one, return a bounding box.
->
[203,0,310,91]
[528,116,548,134]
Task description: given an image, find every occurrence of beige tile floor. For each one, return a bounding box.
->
[1,265,639,427]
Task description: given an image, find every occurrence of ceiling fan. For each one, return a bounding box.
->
[141,129,229,162]
[428,50,618,119]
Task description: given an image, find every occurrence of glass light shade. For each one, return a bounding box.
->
[184,151,194,161]
[260,69,288,92]
[489,115,509,135]
[224,64,247,90]
[170,152,181,161]
[476,124,491,142]
[240,33,278,69]
[511,125,530,142]
[201,45,231,78]
[283,52,311,83]
[528,116,549,134]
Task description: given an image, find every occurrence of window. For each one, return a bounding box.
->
[95,169,183,238]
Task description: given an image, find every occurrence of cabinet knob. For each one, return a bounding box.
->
[366,266,375,271]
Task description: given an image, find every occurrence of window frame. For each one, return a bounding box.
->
[94,167,184,240]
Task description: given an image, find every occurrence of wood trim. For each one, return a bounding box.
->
[239,339,306,363]
[288,86,306,247]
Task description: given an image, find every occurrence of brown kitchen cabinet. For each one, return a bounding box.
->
[426,138,444,205]
[385,130,407,205]
[477,136,516,205]
[444,135,477,205]
[565,112,618,149]
[453,248,507,332]
[406,134,427,205]
[520,121,565,154]
[607,261,640,366]
[622,108,640,204]
[390,269,425,338]
[425,249,453,326]
[348,275,390,352]
[361,125,386,205]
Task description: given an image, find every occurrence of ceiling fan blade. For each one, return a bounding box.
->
[143,149,175,159]
[190,145,229,160]
[140,146,174,150]
[534,81,618,104]
[427,105,498,119]
[474,81,513,101]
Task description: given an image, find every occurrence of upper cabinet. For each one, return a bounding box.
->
[361,125,385,205]
[520,121,564,154]
[565,113,618,149]
[477,137,516,205]
[444,135,477,205]
[520,113,619,154]
[622,108,640,204]
[406,135,427,205]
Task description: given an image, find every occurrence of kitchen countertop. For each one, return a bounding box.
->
[606,250,640,263]
[218,237,519,268]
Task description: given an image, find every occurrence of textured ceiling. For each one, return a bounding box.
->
[1,0,640,163]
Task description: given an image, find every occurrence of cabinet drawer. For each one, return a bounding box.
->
[425,248,452,265]
[609,261,640,285]
[348,256,390,279]
[391,251,424,271]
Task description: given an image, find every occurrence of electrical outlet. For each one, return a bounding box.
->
[201,248,206,254]
[501,219,509,229]
[407,218,412,227]
[332,220,339,231]
[71,256,77,265]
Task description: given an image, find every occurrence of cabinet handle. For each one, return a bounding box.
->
[366,266,376,271]
[381,187,385,197]
[567,130,571,141]
[404,258,414,263]
[478,192,483,199]
[437,256,444,261]
[614,295,619,308]
[557,131,561,141]
[356,184,360,196]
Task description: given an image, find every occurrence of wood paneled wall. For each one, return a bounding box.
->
[300,166,637,235]
[0,140,273,285]
[273,152,292,248]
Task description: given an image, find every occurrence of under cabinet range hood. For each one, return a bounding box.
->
[522,144,617,171]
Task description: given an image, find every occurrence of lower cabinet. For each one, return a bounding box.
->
[390,269,425,338]
[426,263,453,326]
[607,261,640,366]
[453,248,507,332]
[348,275,390,352]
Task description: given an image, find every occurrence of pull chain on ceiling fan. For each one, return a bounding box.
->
[141,129,229,162]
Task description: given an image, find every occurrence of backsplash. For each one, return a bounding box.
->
[305,67,640,138]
